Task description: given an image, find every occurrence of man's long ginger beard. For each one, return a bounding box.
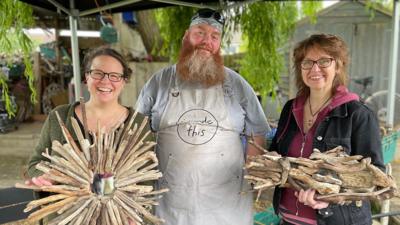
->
[176,39,225,87]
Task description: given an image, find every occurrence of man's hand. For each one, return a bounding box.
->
[25,175,53,186]
[246,135,265,156]
[295,189,329,209]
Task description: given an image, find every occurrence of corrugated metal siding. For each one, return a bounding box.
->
[350,22,392,91]
[287,1,399,97]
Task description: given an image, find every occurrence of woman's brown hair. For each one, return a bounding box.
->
[81,46,132,82]
[293,33,349,96]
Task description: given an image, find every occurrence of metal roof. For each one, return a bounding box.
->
[19,0,238,17]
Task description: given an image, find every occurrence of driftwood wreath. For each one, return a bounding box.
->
[246,140,398,204]
[16,103,167,225]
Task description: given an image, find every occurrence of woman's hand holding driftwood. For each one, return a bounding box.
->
[16,112,167,225]
[245,141,398,204]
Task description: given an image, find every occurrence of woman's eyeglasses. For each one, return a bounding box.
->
[87,69,124,82]
[191,9,225,25]
[301,58,334,70]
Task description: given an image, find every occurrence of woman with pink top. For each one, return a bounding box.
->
[270,33,384,225]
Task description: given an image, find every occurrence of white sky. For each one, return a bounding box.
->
[323,1,339,8]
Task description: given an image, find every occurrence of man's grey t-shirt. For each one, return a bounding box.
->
[135,65,269,137]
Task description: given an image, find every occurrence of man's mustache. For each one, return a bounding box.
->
[195,45,212,53]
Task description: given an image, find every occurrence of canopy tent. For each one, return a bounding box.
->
[19,0,248,101]
[18,0,400,126]
[19,0,228,15]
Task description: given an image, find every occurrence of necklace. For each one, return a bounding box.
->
[309,96,332,117]
[84,106,128,133]
[305,96,332,128]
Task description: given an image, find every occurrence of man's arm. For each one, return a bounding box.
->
[246,135,265,156]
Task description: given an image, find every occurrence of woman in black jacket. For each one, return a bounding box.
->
[270,33,384,225]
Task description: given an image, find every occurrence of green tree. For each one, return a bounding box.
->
[155,7,197,61]
[155,2,321,97]
[0,0,36,117]
[239,1,323,97]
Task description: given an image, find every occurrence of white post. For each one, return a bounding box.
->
[380,164,392,225]
[387,0,400,127]
[69,0,81,102]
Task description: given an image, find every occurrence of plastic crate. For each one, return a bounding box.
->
[382,131,399,164]
[254,207,280,225]
[39,42,56,60]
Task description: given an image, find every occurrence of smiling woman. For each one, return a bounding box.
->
[270,33,384,225]
[25,46,153,223]
[78,49,131,132]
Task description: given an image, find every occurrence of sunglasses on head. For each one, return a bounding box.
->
[191,9,225,25]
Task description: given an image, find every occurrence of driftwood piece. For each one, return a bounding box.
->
[17,110,166,224]
[81,198,99,225]
[290,168,341,195]
[79,97,89,141]
[71,117,91,162]
[51,141,91,180]
[24,194,68,212]
[312,174,342,185]
[89,201,102,225]
[55,112,89,169]
[27,196,78,223]
[245,145,399,203]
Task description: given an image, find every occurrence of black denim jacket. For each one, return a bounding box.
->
[270,99,384,225]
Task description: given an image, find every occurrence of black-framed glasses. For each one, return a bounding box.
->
[301,58,335,70]
[87,69,124,82]
[191,9,225,25]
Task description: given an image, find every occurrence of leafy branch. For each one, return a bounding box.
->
[0,74,13,115]
[239,2,299,97]
[154,2,320,97]
[155,6,197,61]
[0,0,36,117]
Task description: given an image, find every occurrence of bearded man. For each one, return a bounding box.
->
[135,8,269,225]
